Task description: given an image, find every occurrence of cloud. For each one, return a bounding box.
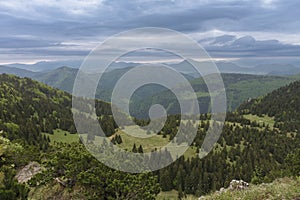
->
[0,36,61,48]
[0,0,103,20]
[2,0,299,35]
[202,34,300,58]
[0,0,299,64]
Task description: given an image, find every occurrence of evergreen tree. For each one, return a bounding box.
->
[132,143,138,153]
[138,145,143,153]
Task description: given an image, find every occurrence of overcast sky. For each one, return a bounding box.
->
[0,0,300,65]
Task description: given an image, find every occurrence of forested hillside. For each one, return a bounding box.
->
[0,74,115,146]
[0,74,72,148]
[142,78,300,198]
[0,74,299,199]
[0,74,160,199]
[239,80,300,134]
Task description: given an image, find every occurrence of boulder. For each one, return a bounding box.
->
[15,161,41,183]
[229,179,249,190]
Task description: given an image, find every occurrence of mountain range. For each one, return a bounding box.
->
[4,58,300,76]
[1,63,300,119]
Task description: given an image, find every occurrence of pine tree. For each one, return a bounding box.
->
[138,145,143,153]
[132,143,138,153]
[116,135,123,144]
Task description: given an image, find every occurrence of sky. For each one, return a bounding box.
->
[0,0,300,65]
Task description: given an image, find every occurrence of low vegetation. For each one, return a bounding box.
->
[199,177,300,200]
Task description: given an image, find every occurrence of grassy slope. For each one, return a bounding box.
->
[243,114,275,128]
[43,113,281,162]
[43,129,79,144]
[45,127,198,160]
[157,190,196,200]
[115,129,169,152]
[197,177,300,200]
[157,177,300,200]
[44,114,278,160]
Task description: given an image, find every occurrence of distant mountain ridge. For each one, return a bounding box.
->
[0,65,194,101]
[0,65,38,77]
[7,60,82,72]
[5,58,300,76]
[32,66,79,92]
[7,60,140,72]
[130,73,300,118]
[1,64,300,119]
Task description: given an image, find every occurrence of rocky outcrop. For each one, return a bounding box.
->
[218,179,249,193]
[198,179,249,199]
[15,161,41,183]
[228,179,249,190]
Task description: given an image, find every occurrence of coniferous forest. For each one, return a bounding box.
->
[0,73,300,199]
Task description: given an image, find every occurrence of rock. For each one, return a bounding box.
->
[54,177,67,187]
[15,161,41,183]
[198,179,250,199]
[229,179,249,190]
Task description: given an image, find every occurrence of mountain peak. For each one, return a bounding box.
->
[233,36,256,46]
[54,66,77,72]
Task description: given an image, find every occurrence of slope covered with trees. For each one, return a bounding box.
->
[239,79,300,134]
[0,74,116,146]
[135,79,300,197]
[0,74,300,199]
[0,74,161,199]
